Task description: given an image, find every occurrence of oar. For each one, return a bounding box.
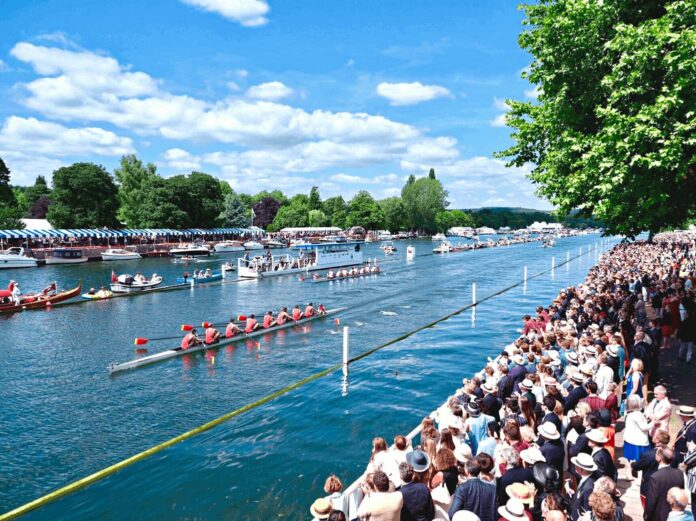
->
[133,334,182,345]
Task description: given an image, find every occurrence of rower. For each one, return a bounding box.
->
[245,314,261,333]
[205,324,221,345]
[305,302,316,318]
[181,328,202,350]
[225,317,243,338]
[277,306,290,325]
[292,305,303,321]
[327,270,335,279]
[263,311,277,329]
[87,287,96,296]
[317,304,327,315]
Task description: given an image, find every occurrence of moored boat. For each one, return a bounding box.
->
[221,262,235,272]
[243,240,264,250]
[45,248,89,265]
[170,242,211,257]
[175,271,223,284]
[0,281,81,313]
[110,273,163,293]
[0,247,39,269]
[81,287,113,300]
[213,241,245,253]
[101,248,141,261]
[108,307,345,374]
[431,233,447,242]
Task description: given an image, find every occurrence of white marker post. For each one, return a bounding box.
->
[567,251,570,262]
[190,278,194,289]
[551,256,555,271]
[472,282,477,321]
[342,326,350,377]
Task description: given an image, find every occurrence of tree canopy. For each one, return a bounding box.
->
[401,176,449,233]
[499,0,696,237]
[220,191,251,228]
[347,191,384,230]
[47,163,119,228]
[114,154,158,227]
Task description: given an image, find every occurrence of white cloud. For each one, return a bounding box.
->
[0,59,9,72]
[376,82,452,106]
[490,114,507,127]
[236,69,249,78]
[0,116,134,157]
[0,150,64,186]
[524,86,540,99]
[246,81,293,101]
[493,97,509,111]
[180,0,269,26]
[163,148,202,170]
[226,81,241,91]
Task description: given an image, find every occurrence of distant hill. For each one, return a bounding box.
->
[457,207,600,229]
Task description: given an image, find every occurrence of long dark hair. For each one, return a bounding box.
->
[519,395,536,430]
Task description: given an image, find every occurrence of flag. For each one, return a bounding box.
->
[42,282,57,295]
[111,271,117,283]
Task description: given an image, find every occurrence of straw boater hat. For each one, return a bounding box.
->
[607,345,619,357]
[454,443,472,464]
[498,498,528,521]
[571,452,598,472]
[550,358,562,367]
[519,379,534,391]
[586,429,609,444]
[571,372,585,384]
[579,364,595,377]
[677,406,695,417]
[537,422,561,441]
[505,482,535,505]
[513,354,525,365]
[310,498,332,519]
[566,352,579,364]
[520,446,546,465]
[482,381,497,394]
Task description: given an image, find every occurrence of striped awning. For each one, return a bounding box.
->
[0,227,263,239]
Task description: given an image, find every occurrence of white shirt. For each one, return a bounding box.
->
[595,365,614,395]
[623,411,650,446]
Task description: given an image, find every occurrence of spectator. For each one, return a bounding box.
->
[356,470,403,521]
[666,488,694,521]
[449,457,497,521]
[645,448,686,521]
[399,459,434,521]
[623,395,651,462]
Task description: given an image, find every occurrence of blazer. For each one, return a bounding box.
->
[498,467,534,505]
[540,439,565,476]
[591,447,618,482]
[399,482,434,521]
[571,476,595,521]
[449,478,497,521]
[482,393,502,422]
[645,398,672,437]
[674,419,696,466]
[564,385,588,414]
[631,447,658,496]
[645,466,686,521]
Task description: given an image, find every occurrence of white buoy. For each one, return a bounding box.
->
[342,326,350,377]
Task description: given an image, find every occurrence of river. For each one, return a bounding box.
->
[0,234,613,519]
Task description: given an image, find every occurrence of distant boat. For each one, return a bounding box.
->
[170,243,211,257]
[243,241,265,251]
[45,248,89,265]
[0,247,39,269]
[432,233,447,242]
[110,273,163,293]
[101,248,141,261]
[213,241,245,253]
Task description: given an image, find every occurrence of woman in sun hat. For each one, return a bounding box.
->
[310,497,333,520]
[498,497,532,521]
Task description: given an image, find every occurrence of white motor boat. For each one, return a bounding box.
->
[110,273,163,293]
[239,242,363,278]
[45,248,89,265]
[169,243,211,256]
[263,239,285,249]
[213,241,245,253]
[377,231,392,241]
[243,241,264,251]
[101,248,142,261]
[432,233,447,242]
[0,247,39,269]
[433,241,453,254]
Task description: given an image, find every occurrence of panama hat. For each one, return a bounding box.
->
[452,512,482,521]
[566,352,579,364]
[607,345,619,357]
[466,402,481,417]
[454,443,472,463]
[579,364,595,377]
[520,447,545,465]
[537,422,561,441]
[513,354,525,365]
[571,452,598,472]
[505,483,535,505]
[678,406,695,417]
[586,429,609,444]
[498,498,528,521]
[571,373,585,384]
[309,498,332,519]
[406,449,431,473]
[550,358,562,367]
[519,379,534,391]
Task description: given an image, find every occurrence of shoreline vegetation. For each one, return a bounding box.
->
[1,156,599,236]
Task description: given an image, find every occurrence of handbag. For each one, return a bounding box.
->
[431,482,452,508]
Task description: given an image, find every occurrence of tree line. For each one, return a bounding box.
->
[0,155,478,233]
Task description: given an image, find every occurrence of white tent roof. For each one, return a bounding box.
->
[21,219,52,230]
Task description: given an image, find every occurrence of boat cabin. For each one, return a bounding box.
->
[51,248,84,260]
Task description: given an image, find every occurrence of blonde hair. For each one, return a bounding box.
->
[520,425,536,443]
[631,358,644,372]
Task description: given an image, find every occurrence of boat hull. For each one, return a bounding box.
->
[110,277,164,293]
[170,247,210,257]
[175,273,223,284]
[108,308,345,374]
[0,284,82,314]
[101,254,141,261]
[0,259,39,269]
[213,245,245,253]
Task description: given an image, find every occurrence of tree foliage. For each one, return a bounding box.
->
[28,195,51,219]
[47,163,119,228]
[252,197,281,228]
[308,209,329,227]
[168,172,224,228]
[347,191,384,230]
[401,175,449,233]
[220,191,251,228]
[0,157,15,206]
[323,196,348,228]
[114,154,159,227]
[378,197,405,232]
[498,0,696,237]
[309,186,322,210]
[268,194,311,231]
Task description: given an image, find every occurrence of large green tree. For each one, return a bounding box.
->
[47,163,119,228]
[220,191,251,228]
[0,157,15,207]
[168,172,224,228]
[499,0,696,237]
[114,155,158,227]
[308,186,322,211]
[137,177,191,229]
[323,196,348,228]
[401,175,449,233]
[347,191,384,230]
[308,209,329,227]
[378,197,405,232]
[24,175,51,207]
[268,194,310,231]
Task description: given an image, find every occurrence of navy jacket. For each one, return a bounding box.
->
[400,481,435,521]
[564,385,588,414]
[482,393,502,422]
[591,448,618,482]
[449,478,497,521]
[631,447,658,496]
[498,375,514,401]
[498,467,534,505]
[571,476,595,521]
[509,365,528,391]
[542,412,562,433]
[645,466,686,521]
[540,439,565,476]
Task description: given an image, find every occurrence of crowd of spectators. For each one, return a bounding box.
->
[309,232,696,521]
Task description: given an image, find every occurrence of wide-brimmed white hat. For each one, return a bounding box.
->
[567,352,579,364]
[310,498,332,519]
[537,422,561,440]
[586,429,609,444]
[519,379,534,391]
[498,498,528,521]
[513,354,525,365]
[454,443,472,463]
[579,364,595,376]
[571,372,585,384]
[607,345,619,357]
[571,452,598,472]
[678,406,695,417]
[520,446,545,465]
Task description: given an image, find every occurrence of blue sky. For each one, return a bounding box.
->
[0,0,549,209]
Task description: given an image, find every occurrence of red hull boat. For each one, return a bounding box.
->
[0,283,82,314]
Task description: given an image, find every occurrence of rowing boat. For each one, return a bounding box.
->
[311,272,383,283]
[0,283,82,314]
[175,272,223,284]
[108,307,346,374]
